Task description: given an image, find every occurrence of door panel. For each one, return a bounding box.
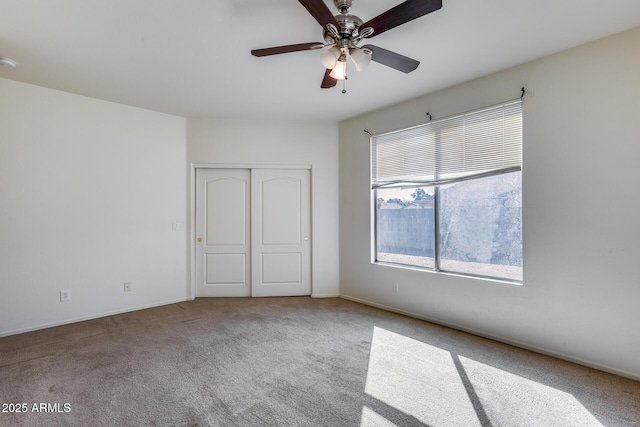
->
[261,177,301,245]
[261,253,302,283]
[252,169,311,297]
[196,169,250,297]
[205,178,246,245]
[206,254,246,284]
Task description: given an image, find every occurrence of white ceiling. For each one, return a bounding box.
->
[2,0,640,122]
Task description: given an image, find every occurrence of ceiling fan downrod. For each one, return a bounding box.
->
[334,0,353,14]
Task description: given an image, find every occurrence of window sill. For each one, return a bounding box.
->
[372,260,523,286]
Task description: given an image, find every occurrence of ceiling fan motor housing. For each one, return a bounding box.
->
[332,0,363,40]
[323,13,363,45]
[336,14,363,36]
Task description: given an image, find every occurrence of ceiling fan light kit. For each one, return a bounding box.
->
[329,56,347,80]
[350,46,372,72]
[320,45,341,68]
[251,0,443,92]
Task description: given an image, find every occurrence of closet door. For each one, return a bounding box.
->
[195,169,251,297]
[251,169,311,297]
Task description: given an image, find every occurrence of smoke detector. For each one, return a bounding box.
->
[0,57,17,68]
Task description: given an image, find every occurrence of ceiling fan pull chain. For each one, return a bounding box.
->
[340,57,347,93]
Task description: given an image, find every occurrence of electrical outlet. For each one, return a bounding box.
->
[392,282,399,292]
[60,289,71,302]
[124,282,132,292]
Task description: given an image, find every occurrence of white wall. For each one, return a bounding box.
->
[0,79,188,336]
[187,118,340,297]
[339,26,640,379]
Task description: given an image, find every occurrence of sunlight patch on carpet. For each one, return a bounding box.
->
[360,406,399,427]
[362,326,604,427]
[364,326,481,426]
[459,356,604,426]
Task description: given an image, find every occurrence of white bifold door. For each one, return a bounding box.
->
[195,168,311,297]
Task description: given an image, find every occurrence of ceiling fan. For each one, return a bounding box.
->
[250,0,443,92]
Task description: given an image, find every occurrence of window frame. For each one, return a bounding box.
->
[370,100,523,284]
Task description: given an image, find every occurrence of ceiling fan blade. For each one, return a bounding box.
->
[360,0,442,38]
[251,42,325,57]
[321,68,338,88]
[362,45,420,73]
[298,0,341,34]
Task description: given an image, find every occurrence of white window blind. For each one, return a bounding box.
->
[371,99,522,188]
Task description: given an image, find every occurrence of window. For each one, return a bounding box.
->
[372,100,522,282]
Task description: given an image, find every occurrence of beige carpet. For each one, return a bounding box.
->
[1,297,639,426]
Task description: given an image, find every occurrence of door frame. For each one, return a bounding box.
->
[189,163,312,299]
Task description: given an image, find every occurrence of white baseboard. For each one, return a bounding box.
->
[311,293,340,298]
[339,294,640,382]
[0,297,189,338]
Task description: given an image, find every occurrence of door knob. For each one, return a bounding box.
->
[304,237,309,241]
[197,237,202,243]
